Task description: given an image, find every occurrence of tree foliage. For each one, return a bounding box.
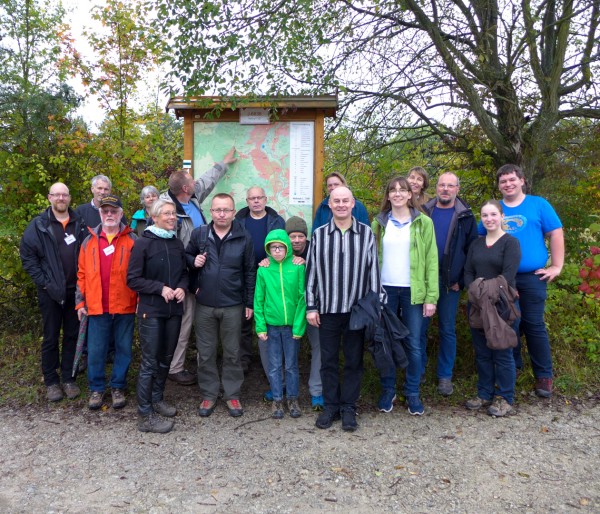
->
[151,0,600,183]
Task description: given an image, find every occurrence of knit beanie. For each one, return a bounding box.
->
[285,216,308,236]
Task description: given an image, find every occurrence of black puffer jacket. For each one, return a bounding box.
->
[20,207,87,304]
[127,230,189,318]
[186,220,256,308]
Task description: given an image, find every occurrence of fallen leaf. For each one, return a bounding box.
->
[580,498,590,506]
[374,471,383,477]
[517,472,530,478]
[540,426,549,433]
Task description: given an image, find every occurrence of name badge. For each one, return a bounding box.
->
[103,245,115,256]
[64,234,76,245]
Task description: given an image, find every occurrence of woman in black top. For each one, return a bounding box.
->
[464,200,521,417]
[127,199,188,433]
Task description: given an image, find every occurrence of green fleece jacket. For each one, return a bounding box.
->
[254,229,307,338]
[371,208,439,305]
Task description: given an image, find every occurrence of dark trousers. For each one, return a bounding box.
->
[239,316,254,366]
[38,288,79,386]
[319,313,365,412]
[137,316,182,416]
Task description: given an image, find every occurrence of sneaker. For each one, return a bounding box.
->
[168,370,197,385]
[487,397,514,417]
[315,408,341,429]
[272,400,284,419]
[407,395,424,416]
[46,384,64,402]
[138,412,174,434]
[198,399,216,417]
[377,389,396,413]
[311,395,324,411]
[535,377,553,398]
[62,381,81,400]
[263,389,274,402]
[465,396,493,410]
[153,401,177,417]
[341,407,358,432]
[437,378,454,396]
[88,391,105,410]
[111,388,127,409]
[288,398,302,419]
[226,399,244,417]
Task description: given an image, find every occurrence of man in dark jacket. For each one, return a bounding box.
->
[20,182,88,402]
[235,186,285,373]
[187,193,256,418]
[422,173,478,396]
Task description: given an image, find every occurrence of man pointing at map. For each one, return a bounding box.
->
[162,147,238,385]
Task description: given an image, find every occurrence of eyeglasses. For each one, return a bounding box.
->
[389,188,409,195]
[247,196,266,202]
[270,245,286,252]
[49,193,70,199]
[210,208,234,214]
[438,184,458,189]
[160,211,177,217]
[100,208,120,215]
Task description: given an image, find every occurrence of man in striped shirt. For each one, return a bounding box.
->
[306,186,382,432]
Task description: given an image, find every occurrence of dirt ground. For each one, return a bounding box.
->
[1,364,599,514]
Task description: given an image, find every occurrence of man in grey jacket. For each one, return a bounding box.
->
[161,147,237,384]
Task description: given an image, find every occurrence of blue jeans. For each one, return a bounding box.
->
[319,313,365,411]
[266,325,299,400]
[470,326,516,404]
[380,286,423,397]
[514,272,552,378]
[420,282,461,379]
[87,313,134,392]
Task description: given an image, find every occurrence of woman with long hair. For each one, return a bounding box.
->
[371,176,439,415]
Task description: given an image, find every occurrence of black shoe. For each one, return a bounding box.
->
[168,370,197,385]
[341,407,358,432]
[315,408,341,429]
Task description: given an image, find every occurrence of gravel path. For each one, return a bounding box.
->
[1,381,599,513]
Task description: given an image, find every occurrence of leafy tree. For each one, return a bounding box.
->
[151,0,600,184]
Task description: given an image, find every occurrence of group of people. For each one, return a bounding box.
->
[19,156,563,434]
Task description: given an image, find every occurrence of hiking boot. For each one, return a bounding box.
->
[138,412,174,434]
[311,395,324,411]
[111,388,127,409]
[315,408,341,429]
[315,407,341,430]
[487,397,514,417]
[272,400,284,419]
[535,377,553,398]
[341,407,358,432]
[465,396,492,410]
[62,381,81,400]
[153,401,176,417]
[226,399,244,417]
[377,389,396,413]
[198,399,216,417]
[263,389,274,402]
[88,391,104,410]
[437,378,454,396]
[46,384,64,402]
[168,370,197,386]
[407,395,424,416]
[288,398,302,419]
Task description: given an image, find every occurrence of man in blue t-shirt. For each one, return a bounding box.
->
[484,164,564,398]
[421,173,477,400]
[235,186,285,375]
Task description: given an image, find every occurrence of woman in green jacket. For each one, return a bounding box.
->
[254,229,307,419]
[371,176,439,416]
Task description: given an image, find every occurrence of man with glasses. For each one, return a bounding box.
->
[20,183,88,402]
[161,148,237,385]
[187,194,256,418]
[235,186,285,375]
[422,172,477,396]
[75,196,138,410]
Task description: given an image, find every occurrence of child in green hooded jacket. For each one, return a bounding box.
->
[254,228,307,419]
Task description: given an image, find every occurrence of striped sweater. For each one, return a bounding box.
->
[306,217,383,314]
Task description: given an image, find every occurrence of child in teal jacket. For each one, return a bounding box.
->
[254,229,307,419]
